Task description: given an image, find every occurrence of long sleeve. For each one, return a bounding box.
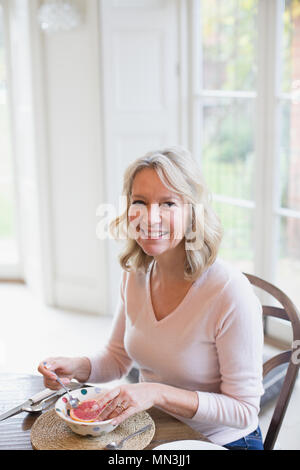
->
[87,271,133,383]
[190,279,264,430]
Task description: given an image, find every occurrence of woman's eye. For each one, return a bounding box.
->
[162,202,175,207]
[132,200,145,205]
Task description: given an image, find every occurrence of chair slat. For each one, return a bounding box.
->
[263,351,291,378]
[263,306,289,321]
[263,362,299,450]
[243,272,300,337]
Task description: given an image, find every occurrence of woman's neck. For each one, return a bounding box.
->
[152,241,190,286]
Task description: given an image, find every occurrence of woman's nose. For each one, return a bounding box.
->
[146,203,161,226]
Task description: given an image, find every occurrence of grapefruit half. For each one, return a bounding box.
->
[70,399,102,423]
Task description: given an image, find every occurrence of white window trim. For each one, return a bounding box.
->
[0,0,55,304]
[0,0,23,280]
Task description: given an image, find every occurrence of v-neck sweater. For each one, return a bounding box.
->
[87,257,264,446]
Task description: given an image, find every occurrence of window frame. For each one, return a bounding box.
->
[189,0,300,341]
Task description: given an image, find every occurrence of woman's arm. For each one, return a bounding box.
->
[154,383,199,419]
[189,289,265,429]
[86,271,133,384]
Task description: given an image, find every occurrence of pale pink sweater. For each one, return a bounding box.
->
[88,257,264,446]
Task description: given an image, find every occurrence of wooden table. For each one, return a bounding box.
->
[0,373,210,450]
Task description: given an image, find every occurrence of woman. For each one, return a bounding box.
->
[38,146,264,450]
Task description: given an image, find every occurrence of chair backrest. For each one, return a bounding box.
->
[243,273,300,450]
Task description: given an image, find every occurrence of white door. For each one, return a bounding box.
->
[99,0,181,314]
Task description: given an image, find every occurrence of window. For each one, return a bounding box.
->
[192,0,300,334]
[198,0,259,275]
[276,0,300,311]
[0,0,19,274]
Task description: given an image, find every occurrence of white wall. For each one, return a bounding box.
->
[8,0,108,314]
[43,0,107,314]
[8,0,185,316]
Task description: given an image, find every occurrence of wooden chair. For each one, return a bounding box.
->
[243,273,300,450]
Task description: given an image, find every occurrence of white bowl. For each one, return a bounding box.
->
[55,386,118,437]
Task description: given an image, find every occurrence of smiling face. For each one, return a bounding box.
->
[128,168,190,257]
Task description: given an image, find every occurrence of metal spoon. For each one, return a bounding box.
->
[52,372,80,408]
[105,424,152,450]
[43,362,80,408]
[22,395,59,413]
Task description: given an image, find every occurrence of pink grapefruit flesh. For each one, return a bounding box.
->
[70,399,102,422]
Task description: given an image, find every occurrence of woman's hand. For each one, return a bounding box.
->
[97,382,199,425]
[37,356,91,390]
[96,383,160,426]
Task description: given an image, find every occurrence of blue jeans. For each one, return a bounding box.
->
[223,426,264,450]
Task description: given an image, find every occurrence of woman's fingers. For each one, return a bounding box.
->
[43,378,61,390]
[38,360,58,381]
[43,377,71,391]
[97,388,121,410]
[110,406,137,426]
[105,400,130,419]
[96,386,138,423]
[98,397,120,420]
[38,358,72,390]
[99,396,133,422]
[96,387,125,420]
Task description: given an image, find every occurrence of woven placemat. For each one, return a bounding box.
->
[31,409,155,450]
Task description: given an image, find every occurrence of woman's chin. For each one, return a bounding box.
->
[138,239,170,256]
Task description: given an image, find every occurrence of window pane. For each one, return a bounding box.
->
[279,99,300,211]
[201,0,258,91]
[212,200,254,273]
[202,97,255,200]
[276,216,300,308]
[0,5,18,264]
[282,0,300,94]
[279,1,300,212]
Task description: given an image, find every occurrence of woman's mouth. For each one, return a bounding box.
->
[140,228,169,239]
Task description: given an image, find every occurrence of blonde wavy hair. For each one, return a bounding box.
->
[109,146,223,281]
